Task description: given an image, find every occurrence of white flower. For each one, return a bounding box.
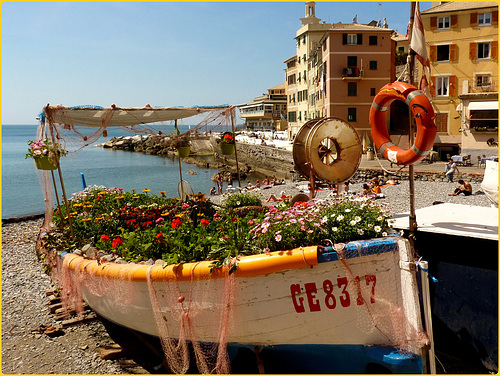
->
[354,216,361,222]
[320,216,328,224]
[345,208,352,213]
[332,227,338,232]
[382,232,388,237]
[374,226,382,232]
[377,216,383,221]
[275,234,282,242]
[357,229,364,235]
[337,215,344,221]
[350,220,357,226]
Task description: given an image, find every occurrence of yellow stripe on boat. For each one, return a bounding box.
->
[63,246,318,282]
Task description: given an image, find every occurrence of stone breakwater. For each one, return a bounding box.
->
[99,134,485,184]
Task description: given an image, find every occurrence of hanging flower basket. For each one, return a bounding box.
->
[220,143,235,155]
[35,156,58,170]
[177,146,191,158]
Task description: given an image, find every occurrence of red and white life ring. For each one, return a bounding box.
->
[369,82,436,166]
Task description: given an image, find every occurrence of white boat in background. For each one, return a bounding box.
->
[393,203,498,372]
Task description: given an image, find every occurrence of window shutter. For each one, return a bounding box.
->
[491,41,498,59]
[430,16,437,30]
[449,75,457,96]
[450,44,457,61]
[342,33,347,45]
[470,12,478,27]
[357,33,363,45]
[429,45,437,62]
[430,76,436,97]
[451,14,458,28]
[493,10,498,25]
[469,42,477,60]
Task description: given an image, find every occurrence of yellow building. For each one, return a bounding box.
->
[421,2,498,160]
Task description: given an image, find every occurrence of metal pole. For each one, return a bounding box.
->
[175,120,186,201]
[420,261,437,374]
[230,106,242,188]
[408,2,417,254]
[50,170,65,226]
[47,118,74,237]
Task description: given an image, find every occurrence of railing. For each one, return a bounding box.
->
[341,67,363,78]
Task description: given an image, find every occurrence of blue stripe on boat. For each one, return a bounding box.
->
[317,237,400,263]
[228,343,424,374]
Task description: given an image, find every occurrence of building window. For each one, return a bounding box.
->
[475,74,492,89]
[478,12,492,25]
[369,36,377,45]
[478,42,491,59]
[370,88,376,96]
[436,76,449,96]
[288,112,296,122]
[369,60,377,70]
[348,82,357,96]
[398,46,405,52]
[348,108,357,122]
[343,33,362,45]
[438,16,450,29]
[347,55,357,67]
[435,113,448,132]
[437,45,450,61]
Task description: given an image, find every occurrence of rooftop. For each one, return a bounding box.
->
[422,2,498,15]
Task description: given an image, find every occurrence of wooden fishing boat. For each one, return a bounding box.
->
[37,104,432,373]
[60,236,428,374]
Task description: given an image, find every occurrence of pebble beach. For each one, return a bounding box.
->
[1,179,493,373]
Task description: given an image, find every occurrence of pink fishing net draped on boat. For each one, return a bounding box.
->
[146,265,236,374]
[333,240,429,355]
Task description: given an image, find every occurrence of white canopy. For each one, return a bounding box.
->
[43,105,231,128]
[468,101,498,111]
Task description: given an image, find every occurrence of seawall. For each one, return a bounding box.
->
[99,135,486,184]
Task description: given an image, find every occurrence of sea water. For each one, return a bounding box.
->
[2,124,230,219]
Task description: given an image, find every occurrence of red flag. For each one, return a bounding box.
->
[410,2,431,92]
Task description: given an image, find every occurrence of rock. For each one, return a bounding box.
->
[100,344,126,360]
[187,170,197,175]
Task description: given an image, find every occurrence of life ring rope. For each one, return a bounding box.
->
[369,82,437,166]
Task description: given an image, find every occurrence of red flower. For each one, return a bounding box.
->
[224,134,233,142]
[171,218,182,229]
[200,219,209,226]
[156,232,164,240]
[111,237,123,248]
[100,234,110,242]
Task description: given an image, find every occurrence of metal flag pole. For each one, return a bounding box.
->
[408,2,417,255]
[409,3,436,373]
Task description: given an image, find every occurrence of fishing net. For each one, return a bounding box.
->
[146,264,236,374]
[329,238,429,356]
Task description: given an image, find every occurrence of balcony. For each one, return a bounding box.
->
[341,67,363,80]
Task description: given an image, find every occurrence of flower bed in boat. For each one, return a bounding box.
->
[45,186,394,271]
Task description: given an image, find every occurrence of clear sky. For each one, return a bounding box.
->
[2,1,431,125]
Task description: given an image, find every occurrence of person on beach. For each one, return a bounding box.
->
[217,173,223,195]
[449,179,472,196]
[210,187,216,195]
[362,183,376,198]
[262,176,270,186]
[445,159,459,182]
